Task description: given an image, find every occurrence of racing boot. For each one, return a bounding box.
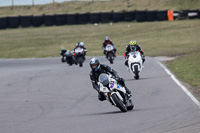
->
[125,87,132,98]
[125,60,130,71]
[98,92,106,101]
[124,60,128,67]
[113,51,116,57]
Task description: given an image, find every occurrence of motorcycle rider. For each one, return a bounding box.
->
[60,48,67,56]
[74,42,87,55]
[124,40,145,67]
[89,57,131,101]
[60,48,77,65]
[102,36,117,57]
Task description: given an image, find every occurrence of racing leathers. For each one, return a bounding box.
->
[102,40,117,57]
[124,44,145,66]
[74,43,87,56]
[90,64,131,101]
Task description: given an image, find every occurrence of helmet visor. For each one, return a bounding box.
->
[91,64,98,69]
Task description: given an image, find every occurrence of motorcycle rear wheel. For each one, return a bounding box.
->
[127,99,134,110]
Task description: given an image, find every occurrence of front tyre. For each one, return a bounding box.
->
[111,93,127,112]
[108,54,114,64]
[61,57,65,63]
[79,62,83,67]
[134,65,139,79]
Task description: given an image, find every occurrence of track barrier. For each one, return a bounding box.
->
[0,9,199,30]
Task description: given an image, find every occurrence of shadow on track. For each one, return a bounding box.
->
[125,75,170,82]
[74,109,142,118]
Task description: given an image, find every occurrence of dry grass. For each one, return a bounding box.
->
[0,0,199,17]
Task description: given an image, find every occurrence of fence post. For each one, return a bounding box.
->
[168,10,174,21]
[12,0,14,8]
[32,0,34,6]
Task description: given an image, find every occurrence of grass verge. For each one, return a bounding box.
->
[166,52,200,99]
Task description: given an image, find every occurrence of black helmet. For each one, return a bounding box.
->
[89,58,100,71]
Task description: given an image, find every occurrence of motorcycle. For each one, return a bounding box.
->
[127,51,143,79]
[98,74,134,112]
[104,44,115,64]
[60,49,76,66]
[74,47,87,67]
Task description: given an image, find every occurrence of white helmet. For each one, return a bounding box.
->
[79,42,84,47]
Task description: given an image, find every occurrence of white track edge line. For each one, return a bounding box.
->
[157,61,200,109]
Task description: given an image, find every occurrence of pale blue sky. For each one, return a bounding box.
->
[0,0,71,7]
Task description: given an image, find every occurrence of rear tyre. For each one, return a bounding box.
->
[111,93,127,112]
[127,99,134,110]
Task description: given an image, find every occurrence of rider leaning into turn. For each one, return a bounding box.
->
[89,58,131,101]
[102,36,117,57]
[124,40,145,67]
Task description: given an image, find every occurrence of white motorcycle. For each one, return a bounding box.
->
[104,44,115,64]
[74,47,86,67]
[98,74,134,112]
[127,51,143,79]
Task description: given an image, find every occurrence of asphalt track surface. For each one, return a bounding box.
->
[0,56,200,133]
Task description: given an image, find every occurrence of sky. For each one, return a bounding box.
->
[0,0,71,7]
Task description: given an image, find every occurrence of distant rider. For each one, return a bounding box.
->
[89,58,131,101]
[60,48,67,57]
[102,36,117,57]
[60,48,77,64]
[124,40,145,67]
[74,42,87,56]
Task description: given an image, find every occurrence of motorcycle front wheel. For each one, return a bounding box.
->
[134,65,139,79]
[111,93,127,112]
[108,54,114,64]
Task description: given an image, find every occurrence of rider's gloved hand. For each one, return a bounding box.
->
[142,55,145,60]
[142,55,145,63]
[142,55,145,59]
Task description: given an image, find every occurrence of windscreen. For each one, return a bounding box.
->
[98,74,109,86]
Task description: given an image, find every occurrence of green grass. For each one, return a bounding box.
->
[1,19,199,58]
[167,52,200,88]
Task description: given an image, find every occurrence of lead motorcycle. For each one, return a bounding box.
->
[104,44,115,64]
[98,73,134,112]
[74,47,87,67]
[127,51,143,79]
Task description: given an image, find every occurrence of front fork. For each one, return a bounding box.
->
[107,90,127,105]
